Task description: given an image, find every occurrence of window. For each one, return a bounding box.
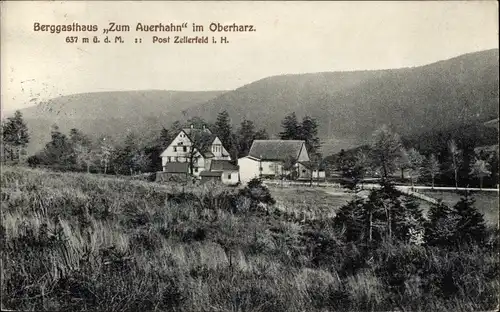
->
[228,173,232,179]
[173,147,177,152]
[167,157,171,162]
[195,167,198,172]
[183,146,187,152]
[179,142,183,145]
[302,170,306,173]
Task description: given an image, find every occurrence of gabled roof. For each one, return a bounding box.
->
[164,162,189,173]
[161,127,217,157]
[181,129,217,152]
[210,160,239,171]
[248,140,306,161]
[200,171,223,177]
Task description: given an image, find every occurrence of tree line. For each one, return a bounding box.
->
[1,110,272,175]
[2,110,495,189]
[333,125,497,189]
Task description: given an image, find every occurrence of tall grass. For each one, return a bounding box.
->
[1,166,498,311]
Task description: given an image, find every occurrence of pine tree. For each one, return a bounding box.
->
[236,120,270,158]
[236,120,256,158]
[213,110,234,153]
[279,112,300,140]
[398,196,425,244]
[39,125,74,168]
[1,110,30,161]
[254,128,269,140]
[425,200,457,247]
[299,115,321,157]
[452,191,487,246]
[333,197,366,242]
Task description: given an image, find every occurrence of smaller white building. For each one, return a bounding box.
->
[200,160,239,185]
[238,140,311,184]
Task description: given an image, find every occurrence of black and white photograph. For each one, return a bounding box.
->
[1,1,499,311]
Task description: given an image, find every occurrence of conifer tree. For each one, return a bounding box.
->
[425,200,457,247]
[452,191,487,246]
[1,110,30,161]
[299,115,321,157]
[279,112,300,140]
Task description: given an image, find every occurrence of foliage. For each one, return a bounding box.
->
[238,177,276,210]
[1,166,498,311]
[279,112,300,140]
[299,115,321,157]
[334,182,425,245]
[405,148,424,186]
[213,111,234,154]
[469,158,492,189]
[340,150,370,191]
[447,139,463,188]
[236,120,269,158]
[425,191,487,249]
[370,125,403,181]
[279,112,321,157]
[1,110,30,161]
[452,191,487,246]
[423,153,441,188]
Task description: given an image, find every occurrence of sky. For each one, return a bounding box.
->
[1,1,498,112]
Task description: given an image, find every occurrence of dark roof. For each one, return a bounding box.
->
[181,128,217,154]
[164,162,190,173]
[200,171,223,177]
[248,140,305,161]
[210,160,239,171]
[203,151,214,158]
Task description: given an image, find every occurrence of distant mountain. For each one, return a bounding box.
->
[9,90,226,154]
[9,49,499,156]
[182,49,499,154]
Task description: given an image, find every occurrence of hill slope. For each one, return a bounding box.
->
[10,49,500,155]
[184,49,499,153]
[12,90,226,154]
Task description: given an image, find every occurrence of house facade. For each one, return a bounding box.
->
[200,159,239,185]
[160,126,231,177]
[297,161,326,181]
[238,140,310,183]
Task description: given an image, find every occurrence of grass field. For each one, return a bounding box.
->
[1,166,498,311]
[268,186,354,220]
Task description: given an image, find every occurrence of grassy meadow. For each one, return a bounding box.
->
[1,166,499,311]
